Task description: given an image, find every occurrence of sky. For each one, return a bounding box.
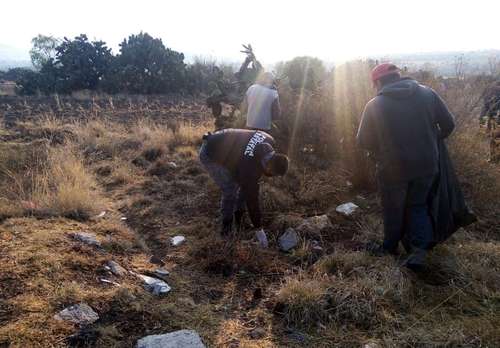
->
[1,0,500,64]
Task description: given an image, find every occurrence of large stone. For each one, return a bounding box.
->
[335,202,359,216]
[105,261,127,277]
[70,232,101,247]
[136,330,205,348]
[279,228,299,252]
[138,274,171,295]
[54,303,99,325]
[296,215,332,235]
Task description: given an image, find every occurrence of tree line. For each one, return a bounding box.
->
[0,33,231,96]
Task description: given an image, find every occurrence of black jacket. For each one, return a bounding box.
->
[357,78,455,184]
[205,129,275,227]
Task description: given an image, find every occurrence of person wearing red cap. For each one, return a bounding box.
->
[357,63,456,272]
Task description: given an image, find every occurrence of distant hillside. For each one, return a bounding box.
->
[379,49,500,77]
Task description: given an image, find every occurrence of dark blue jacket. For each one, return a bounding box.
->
[357,78,455,184]
[205,129,275,227]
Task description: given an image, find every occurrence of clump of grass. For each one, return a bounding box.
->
[276,276,329,327]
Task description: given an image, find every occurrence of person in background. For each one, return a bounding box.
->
[357,63,455,271]
[242,71,281,132]
[199,128,289,247]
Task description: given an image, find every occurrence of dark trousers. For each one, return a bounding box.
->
[199,142,246,224]
[380,174,436,257]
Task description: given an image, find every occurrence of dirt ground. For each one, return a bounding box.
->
[1,100,500,348]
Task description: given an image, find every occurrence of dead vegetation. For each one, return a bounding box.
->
[0,78,499,347]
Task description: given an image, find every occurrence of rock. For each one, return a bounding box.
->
[105,260,127,276]
[335,202,359,216]
[138,274,171,295]
[170,235,186,247]
[149,255,165,266]
[154,268,170,277]
[279,228,299,252]
[136,330,205,348]
[70,232,101,247]
[54,303,99,325]
[296,215,332,235]
[249,327,266,339]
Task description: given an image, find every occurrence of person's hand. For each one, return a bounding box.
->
[255,228,269,248]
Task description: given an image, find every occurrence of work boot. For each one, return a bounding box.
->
[405,248,428,273]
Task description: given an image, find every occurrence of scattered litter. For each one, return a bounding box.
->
[138,274,171,295]
[70,232,101,247]
[95,211,106,219]
[154,268,170,277]
[120,217,127,221]
[137,330,205,348]
[99,278,121,286]
[279,228,299,252]
[335,202,359,216]
[54,303,99,325]
[105,260,127,276]
[170,235,186,246]
[346,180,353,187]
[168,161,178,169]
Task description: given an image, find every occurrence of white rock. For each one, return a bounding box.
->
[54,303,99,325]
[136,330,205,348]
[154,268,170,277]
[106,260,127,276]
[70,232,101,247]
[170,235,186,247]
[138,274,171,295]
[335,202,359,216]
[279,228,299,252]
[296,215,332,235]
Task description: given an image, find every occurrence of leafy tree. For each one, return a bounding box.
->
[56,34,113,92]
[278,56,326,91]
[106,32,186,94]
[30,34,61,70]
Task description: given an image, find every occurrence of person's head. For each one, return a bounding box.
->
[371,63,401,91]
[256,71,276,88]
[263,153,289,177]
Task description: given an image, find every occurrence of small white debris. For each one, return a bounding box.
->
[255,229,269,248]
[70,232,101,247]
[154,268,170,277]
[335,202,359,216]
[346,180,353,187]
[54,303,99,325]
[106,260,127,277]
[95,211,106,219]
[120,217,127,221]
[168,161,178,169]
[170,235,186,247]
[137,330,205,348]
[100,278,121,286]
[138,274,171,295]
[279,228,299,252]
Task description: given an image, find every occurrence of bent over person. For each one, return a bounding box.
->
[357,63,455,271]
[199,129,289,246]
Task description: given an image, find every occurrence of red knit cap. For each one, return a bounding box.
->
[371,63,400,82]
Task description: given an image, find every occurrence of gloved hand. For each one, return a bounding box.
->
[255,228,269,248]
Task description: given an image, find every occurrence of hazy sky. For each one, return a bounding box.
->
[1,0,499,63]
